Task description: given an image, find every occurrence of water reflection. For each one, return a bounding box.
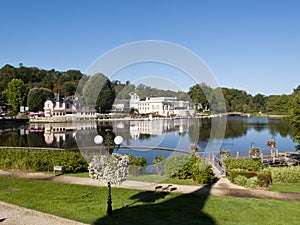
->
[0,117,297,155]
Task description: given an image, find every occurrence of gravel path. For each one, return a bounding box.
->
[0,201,88,225]
[1,170,300,225]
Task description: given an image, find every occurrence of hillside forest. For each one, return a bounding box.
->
[1,64,300,146]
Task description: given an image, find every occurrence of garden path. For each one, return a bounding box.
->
[0,170,300,225]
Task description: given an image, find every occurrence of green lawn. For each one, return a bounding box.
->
[64,172,202,185]
[127,174,201,185]
[0,176,300,225]
[270,183,300,193]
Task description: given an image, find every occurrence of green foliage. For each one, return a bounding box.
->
[4,78,26,113]
[222,87,251,112]
[233,175,261,188]
[192,157,216,184]
[289,91,300,146]
[188,83,226,113]
[0,65,84,114]
[27,88,53,111]
[128,154,147,167]
[127,154,147,176]
[153,154,165,175]
[164,154,215,184]
[164,154,194,179]
[188,83,209,112]
[257,170,272,187]
[224,158,263,171]
[228,169,257,182]
[229,169,272,188]
[265,166,300,183]
[0,149,88,173]
[265,94,290,114]
[82,73,115,113]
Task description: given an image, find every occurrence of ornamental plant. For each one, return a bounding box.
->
[88,153,129,185]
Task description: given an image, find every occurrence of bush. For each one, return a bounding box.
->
[164,154,195,179]
[128,154,147,176]
[265,166,300,183]
[192,158,216,184]
[225,158,263,171]
[0,149,88,173]
[233,175,248,186]
[228,169,257,183]
[153,154,165,175]
[164,154,216,184]
[257,170,272,187]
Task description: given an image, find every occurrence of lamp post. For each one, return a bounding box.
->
[93,134,123,216]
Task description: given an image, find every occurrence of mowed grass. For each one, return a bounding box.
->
[127,174,201,185]
[0,176,300,225]
[64,172,202,185]
[270,183,300,193]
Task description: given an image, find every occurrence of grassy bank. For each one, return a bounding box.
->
[1,176,300,225]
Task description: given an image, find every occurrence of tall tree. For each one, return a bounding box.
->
[83,73,115,113]
[289,89,300,148]
[265,94,290,114]
[4,78,26,113]
[188,83,209,111]
[27,88,54,112]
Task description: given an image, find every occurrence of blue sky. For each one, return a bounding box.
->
[0,0,299,95]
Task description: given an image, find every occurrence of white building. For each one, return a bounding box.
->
[43,93,96,121]
[136,96,194,117]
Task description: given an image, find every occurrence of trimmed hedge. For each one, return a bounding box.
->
[229,169,272,188]
[164,154,194,179]
[224,158,263,171]
[127,154,147,176]
[192,158,216,184]
[0,149,88,173]
[228,169,257,183]
[164,154,216,184]
[264,166,300,183]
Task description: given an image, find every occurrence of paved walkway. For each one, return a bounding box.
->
[1,170,300,225]
[0,201,87,225]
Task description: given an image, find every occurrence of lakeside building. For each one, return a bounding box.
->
[39,93,96,121]
[111,92,140,113]
[112,92,194,117]
[136,96,194,117]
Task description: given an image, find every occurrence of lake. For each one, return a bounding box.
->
[0,116,297,163]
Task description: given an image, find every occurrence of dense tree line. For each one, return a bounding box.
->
[0,64,84,114]
[0,64,298,117]
[188,83,295,114]
[289,85,300,149]
[1,64,300,148]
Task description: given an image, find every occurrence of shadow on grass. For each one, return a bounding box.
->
[93,185,216,225]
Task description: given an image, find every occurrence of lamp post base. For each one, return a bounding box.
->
[106,182,112,216]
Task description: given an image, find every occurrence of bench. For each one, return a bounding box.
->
[53,166,64,174]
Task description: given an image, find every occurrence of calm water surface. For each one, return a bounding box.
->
[0,117,297,162]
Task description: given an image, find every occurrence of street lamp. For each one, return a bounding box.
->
[93,134,123,216]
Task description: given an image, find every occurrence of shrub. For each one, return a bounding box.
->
[225,158,263,171]
[128,154,147,176]
[246,177,260,188]
[164,154,195,179]
[265,166,300,183]
[233,175,248,186]
[228,169,257,182]
[192,158,216,184]
[153,154,165,175]
[0,149,88,173]
[164,154,216,184]
[257,170,272,187]
[233,174,264,188]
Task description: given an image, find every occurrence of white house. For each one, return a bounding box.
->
[43,93,96,121]
[136,96,194,117]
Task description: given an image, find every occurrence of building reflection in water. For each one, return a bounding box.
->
[29,122,97,148]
